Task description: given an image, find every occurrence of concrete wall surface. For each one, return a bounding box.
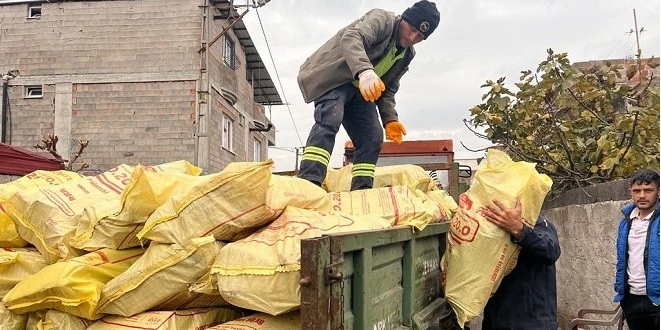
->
[542,179,631,329]
[543,200,629,329]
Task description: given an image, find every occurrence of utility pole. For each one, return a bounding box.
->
[632,8,644,83]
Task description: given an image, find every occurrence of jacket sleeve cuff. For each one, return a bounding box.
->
[510,224,532,245]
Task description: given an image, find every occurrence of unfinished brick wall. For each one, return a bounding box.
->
[0,0,276,173]
[0,0,201,76]
[71,81,197,171]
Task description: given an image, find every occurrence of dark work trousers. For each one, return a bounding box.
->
[298,83,384,190]
[621,292,660,330]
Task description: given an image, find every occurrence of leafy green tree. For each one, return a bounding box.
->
[465,49,660,196]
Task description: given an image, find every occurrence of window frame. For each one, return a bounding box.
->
[27,4,41,19]
[24,85,43,99]
[222,114,234,152]
[253,139,262,162]
[223,36,236,70]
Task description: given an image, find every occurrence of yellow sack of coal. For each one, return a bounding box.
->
[425,189,458,223]
[87,307,242,330]
[3,160,199,264]
[29,309,93,330]
[0,170,83,248]
[97,236,228,317]
[2,247,144,320]
[0,210,28,248]
[0,247,47,298]
[324,164,437,192]
[71,163,203,251]
[209,312,300,329]
[213,207,390,315]
[190,270,221,295]
[138,160,276,244]
[443,149,552,327]
[0,170,84,198]
[325,185,442,230]
[266,175,328,212]
[0,303,27,330]
[24,310,45,330]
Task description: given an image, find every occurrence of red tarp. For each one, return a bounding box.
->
[0,142,65,175]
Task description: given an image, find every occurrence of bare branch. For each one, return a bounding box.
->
[462,119,490,140]
[75,163,90,172]
[34,134,89,173]
[66,140,90,171]
[460,141,491,153]
[34,133,63,159]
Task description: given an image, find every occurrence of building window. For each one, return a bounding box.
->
[223,36,236,70]
[253,139,262,161]
[24,86,43,98]
[28,4,41,19]
[222,114,234,152]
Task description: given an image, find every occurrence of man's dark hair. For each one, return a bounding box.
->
[630,168,660,188]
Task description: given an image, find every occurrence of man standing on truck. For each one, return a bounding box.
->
[296,1,440,191]
[613,169,659,330]
[481,198,561,329]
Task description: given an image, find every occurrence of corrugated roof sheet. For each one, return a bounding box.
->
[0,143,65,175]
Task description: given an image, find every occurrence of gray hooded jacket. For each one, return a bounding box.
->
[297,9,415,126]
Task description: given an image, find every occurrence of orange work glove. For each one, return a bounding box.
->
[385,121,407,144]
[358,69,385,102]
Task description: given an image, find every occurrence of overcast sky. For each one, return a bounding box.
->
[241,0,660,172]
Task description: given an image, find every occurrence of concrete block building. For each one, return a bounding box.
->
[0,0,281,173]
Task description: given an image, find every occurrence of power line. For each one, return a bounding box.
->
[254,8,305,147]
[605,32,628,59]
[269,146,298,152]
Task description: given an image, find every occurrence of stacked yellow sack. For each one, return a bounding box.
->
[97,236,227,317]
[325,185,442,230]
[71,163,203,251]
[88,308,242,330]
[27,309,93,330]
[425,189,459,223]
[24,311,43,330]
[209,312,300,329]
[2,160,199,263]
[266,175,329,213]
[0,170,84,247]
[213,206,390,315]
[0,303,27,330]
[137,161,278,244]
[443,149,552,327]
[324,164,438,192]
[0,247,47,298]
[190,270,221,295]
[2,247,144,319]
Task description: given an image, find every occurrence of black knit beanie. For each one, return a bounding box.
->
[401,0,440,39]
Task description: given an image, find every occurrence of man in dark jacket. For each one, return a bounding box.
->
[296,1,440,191]
[481,198,561,329]
[613,169,659,330]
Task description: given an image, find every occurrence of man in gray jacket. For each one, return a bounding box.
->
[297,1,440,191]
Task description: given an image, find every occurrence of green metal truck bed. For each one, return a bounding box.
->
[300,223,450,329]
